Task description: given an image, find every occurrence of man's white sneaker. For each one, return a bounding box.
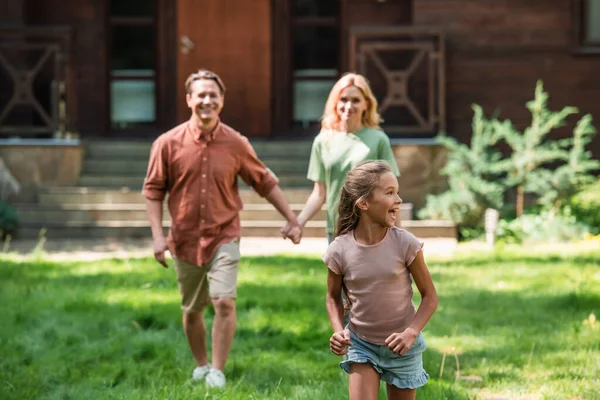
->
[205,368,226,388]
[192,364,211,381]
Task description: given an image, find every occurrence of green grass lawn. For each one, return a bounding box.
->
[1,245,599,400]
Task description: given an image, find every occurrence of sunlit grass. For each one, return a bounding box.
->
[1,245,599,399]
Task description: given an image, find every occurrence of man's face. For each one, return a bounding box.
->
[186,79,224,123]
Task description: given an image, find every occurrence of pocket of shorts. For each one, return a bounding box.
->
[406,332,427,355]
[214,239,240,264]
[225,239,241,262]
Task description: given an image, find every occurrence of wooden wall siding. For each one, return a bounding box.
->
[414,1,571,49]
[341,0,413,73]
[26,0,107,136]
[177,0,271,137]
[1,1,25,24]
[156,0,177,133]
[271,0,291,134]
[414,0,600,158]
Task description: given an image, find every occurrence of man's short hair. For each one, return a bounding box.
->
[185,69,226,95]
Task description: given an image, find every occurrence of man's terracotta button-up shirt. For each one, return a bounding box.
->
[143,119,278,266]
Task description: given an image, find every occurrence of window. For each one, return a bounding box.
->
[585,1,600,42]
[574,0,600,53]
[291,0,340,128]
[108,0,156,130]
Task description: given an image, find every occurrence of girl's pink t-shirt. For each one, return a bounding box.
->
[323,226,423,344]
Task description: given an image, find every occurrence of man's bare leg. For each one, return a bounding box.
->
[182,311,209,367]
[210,297,236,371]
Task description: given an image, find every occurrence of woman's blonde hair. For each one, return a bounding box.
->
[335,160,393,237]
[321,72,382,131]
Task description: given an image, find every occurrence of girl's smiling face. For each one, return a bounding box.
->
[362,171,402,227]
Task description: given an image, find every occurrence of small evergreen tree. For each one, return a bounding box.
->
[418,105,505,227]
[536,114,600,216]
[494,81,578,217]
[421,80,599,240]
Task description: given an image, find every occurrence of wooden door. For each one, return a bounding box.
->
[177,0,272,137]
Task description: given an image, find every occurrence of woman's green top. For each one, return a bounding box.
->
[306,127,401,234]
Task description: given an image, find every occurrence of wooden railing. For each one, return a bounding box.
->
[349,26,445,137]
[0,26,75,138]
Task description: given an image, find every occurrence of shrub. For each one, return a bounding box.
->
[568,178,600,235]
[0,200,19,239]
[421,81,599,242]
[496,210,591,245]
[418,105,505,228]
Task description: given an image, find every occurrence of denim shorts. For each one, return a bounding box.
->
[340,330,430,389]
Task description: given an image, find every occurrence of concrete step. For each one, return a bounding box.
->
[84,140,313,160]
[15,220,328,240]
[16,204,342,222]
[16,203,415,225]
[38,187,314,205]
[15,220,454,240]
[76,174,311,189]
[81,159,310,176]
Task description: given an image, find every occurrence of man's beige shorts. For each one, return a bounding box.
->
[172,239,240,313]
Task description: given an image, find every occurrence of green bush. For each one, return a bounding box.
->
[568,178,600,235]
[418,105,505,229]
[0,200,19,238]
[496,210,591,245]
[421,81,599,243]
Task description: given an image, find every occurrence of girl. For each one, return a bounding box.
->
[287,72,401,244]
[323,160,438,400]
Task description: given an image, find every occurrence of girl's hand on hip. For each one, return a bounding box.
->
[385,327,418,355]
[330,329,352,356]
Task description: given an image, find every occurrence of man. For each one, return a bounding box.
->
[143,69,301,388]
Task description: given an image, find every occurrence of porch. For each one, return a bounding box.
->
[1,137,455,241]
[0,16,455,240]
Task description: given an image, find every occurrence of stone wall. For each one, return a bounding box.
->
[392,143,448,209]
[0,143,83,202]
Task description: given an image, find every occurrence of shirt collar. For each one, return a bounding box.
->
[188,118,221,143]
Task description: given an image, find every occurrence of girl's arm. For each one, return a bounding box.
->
[385,250,438,354]
[297,182,326,228]
[407,250,438,335]
[326,269,345,332]
[326,269,351,355]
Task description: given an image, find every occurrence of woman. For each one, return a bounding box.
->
[287,72,401,243]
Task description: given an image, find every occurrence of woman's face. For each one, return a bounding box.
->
[336,86,368,125]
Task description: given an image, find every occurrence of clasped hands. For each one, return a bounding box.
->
[280,219,302,244]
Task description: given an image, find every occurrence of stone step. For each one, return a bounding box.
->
[38,187,314,205]
[16,203,414,224]
[15,220,455,240]
[18,205,335,222]
[81,159,310,175]
[15,221,328,239]
[84,140,313,160]
[76,174,311,188]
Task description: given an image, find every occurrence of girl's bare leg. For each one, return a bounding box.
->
[386,383,416,400]
[349,363,380,400]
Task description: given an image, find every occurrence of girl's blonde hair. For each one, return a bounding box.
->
[321,73,382,131]
[335,160,393,237]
